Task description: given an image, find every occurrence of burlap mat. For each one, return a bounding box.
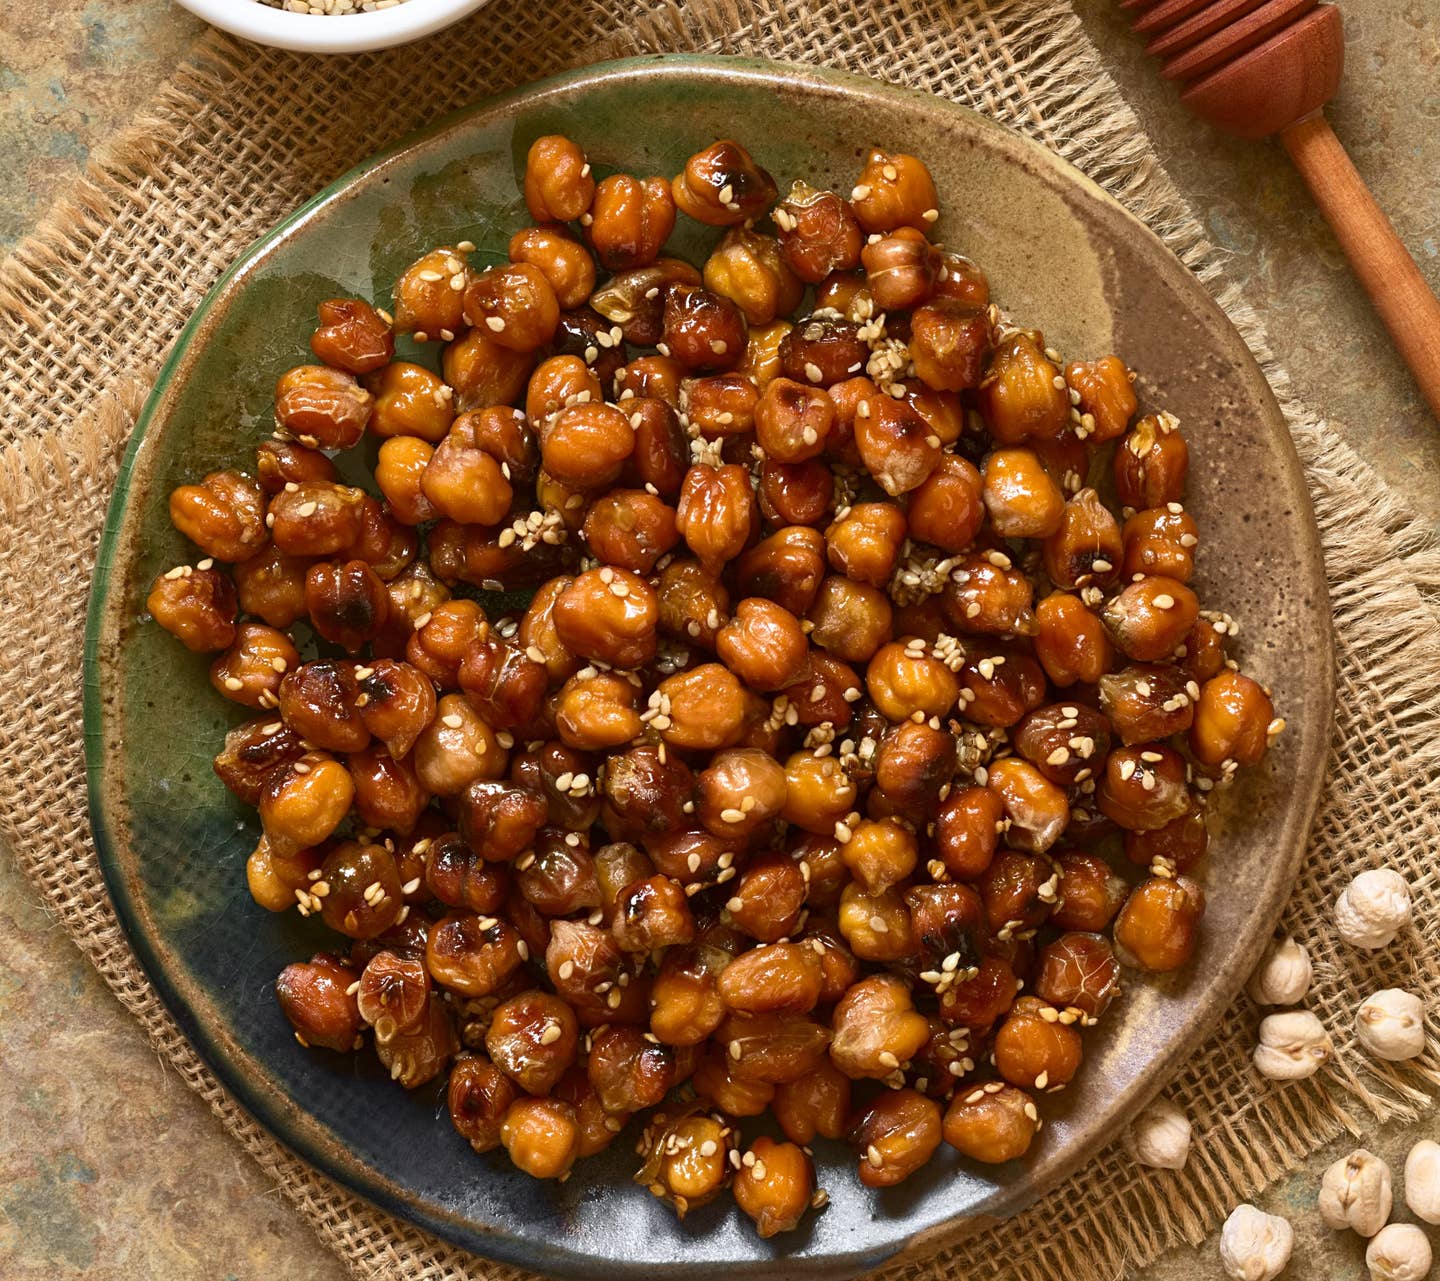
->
[2,0,1437,1277]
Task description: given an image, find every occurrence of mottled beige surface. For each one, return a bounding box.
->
[1,1,1436,1278]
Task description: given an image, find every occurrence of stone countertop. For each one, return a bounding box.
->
[0,2,1435,1279]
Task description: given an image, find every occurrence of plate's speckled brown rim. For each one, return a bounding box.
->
[84,54,1334,1280]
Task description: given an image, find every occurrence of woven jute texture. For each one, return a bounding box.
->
[1,0,1437,1277]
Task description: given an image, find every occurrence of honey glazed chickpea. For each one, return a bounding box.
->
[153,132,1283,1236]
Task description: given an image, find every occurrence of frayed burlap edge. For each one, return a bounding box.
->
[0,1,1436,1279]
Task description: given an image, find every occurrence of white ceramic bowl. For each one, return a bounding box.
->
[174,0,490,54]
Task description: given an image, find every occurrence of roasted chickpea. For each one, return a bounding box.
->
[256,439,339,496]
[1115,412,1188,509]
[943,1083,1038,1164]
[587,174,676,272]
[508,225,596,310]
[907,299,991,393]
[853,1089,943,1187]
[523,135,595,223]
[456,778,548,863]
[724,851,807,943]
[310,297,393,374]
[854,393,942,496]
[539,402,635,490]
[427,910,526,997]
[423,830,507,913]
[977,331,1068,445]
[355,949,431,1043]
[639,1108,731,1215]
[411,693,506,796]
[935,784,1006,880]
[1012,701,1112,786]
[986,757,1069,853]
[1045,851,1125,933]
[850,148,939,233]
[555,671,642,750]
[302,559,389,653]
[719,1011,832,1084]
[733,1138,815,1238]
[442,328,535,412]
[751,377,831,463]
[552,567,658,669]
[1034,591,1112,686]
[907,452,985,553]
[774,180,863,282]
[1114,875,1205,971]
[462,263,560,354]
[501,1097,580,1180]
[759,458,834,527]
[994,995,1083,1091]
[693,747,787,841]
[1101,576,1199,662]
[865,639,957,721]
[393,247,468,338]
[169,470,268,563]
[808,575,893,663]
[714,597,809,691]
[862,227,938,311]
[827,502,907,587]
[1190,670,1276,767]
[660,285,747,372]
[274,365,373,450]
[1096,745,1190,832]
[1181,615,1228,684]
[675,463,756,574]
[672,140,777,226]
[448,1054,518,1154]
[268,481,368,558]
[276,954,361,1052]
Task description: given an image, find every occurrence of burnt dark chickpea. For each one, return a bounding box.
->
[775,180,863,282]
[1102,576,1199,662]
[827,502,907,587]
[724,851,807,943]
[995,995,1083,1091]
[943,552,1034,637]
[1115,413,1188,509]
[1096,744,1191,832]
[986,758,1069,853]
[523,135,595,223]
[215,718,305,807]
[208,622,297,708]
[780,314,870,388]
[274,364,373,450]
[781,750,857,836]
[977,331,1068,445]
[695,747,788,841]
[411,693,506,796]
[907,452,985,553]
[736,525,826,616]
[169,470,268,564]
[302,559,389,653]
[1034,591,1112,687]
[675,463,756,575]
[958,648,1047,728]
[364,361,454,442]
[1098,663,1193,746]
[672,140,777,226]
[1035,933,1122,1025]
[715,598,809,692]
[808,575,894,664]
[862,227,939,311]
[1043,488,1124,590]
[1065,355,1136,442]
[656,663,747,751]
[448,1054,518,1154]
[442,328,535,412]
[943,1083,1038,1164]
[1190,670,1276,767]
[581,489,679,574]
[586,174,676,272]
[550,567,658,669]
[907,883,986,976]
[1013,702,1112,787]
[852,1088,943,1188]
[704,226,803,326]
[555,671,642,751]
[393,247,468,338]
[759,458,834,527]
[501,1096,580,1179]
[545,306,630,391]
[276,953,362,1052]
[509,225,596,311]
[485,990,579,1095]
[147,563,239,652]
[1114,875,1205,971]
[661,285,748,372]
[310,297,393,374]
[268,481,367,558]
[850,148,939,233]
[347,743,430,834]
[1050,851,1127,931]
[772,1059,851,1145]
[316,840,403,939]
[854,392,942,497]
[656,558,730,650]
[1122,505,1198,583]
[256,439,339,494]
[733,1137,815,1238]
[424,830,508,913]
[935,784,1005,880]
[462,263,560,353]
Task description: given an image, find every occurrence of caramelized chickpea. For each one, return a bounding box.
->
[693,1047,776,1114]
[714,598,808,691]
[1115,413,1188,509]
[1035,932,1121,1020]
[552,567,658,669]
[1102,576,1199,662]
[268,481,367,558]
[772,1060,851,1144]
[704,226,803,325]
[943,1083,1038,1163]
[424,830,507,913]
[781,650,862,729]
[1181,615,1228,684]
[1065,355,1136,442]
[508,225,596,310]
[853,1089,944,1187]
[808,575,893,663]
[589,260,700,348]
[1097,663,1192,746]
[907,299,991,393]
[372,436,438,525]
[310,297,393,374]
[619,396,687,500]
[169,470,268,564]
[525,354,602,424]
[718,941,823,1016]
[148,563,239,652]
[1124,802,1208,873]
[232,545,310,631]
[958,647,1047,727]
[1096,745,1190,832]
[985,757,1069,853]
[1050,851,1127,931]
[750,377,830,463]
[581,489,678,574]
[611,874,695,953]
[719,1011,832,1084]
[781,314,870,390]
[865,640,957,721]
[362,361,453,443]
[485,990,579,1095]
[995,995,1083,1091]
[854,393,942,496]
[427,911,526,997]
[944,553,1034,637]
[675,463,756,574]
[555,671,642,750]
[462,263,560,353]
[1190,670,1275,767]
[656,558,730,650]
[1036,490,1122,596]
[672,140,777,226]
[408,598,488,689]
[214,717,305,806]
[1122,505,1198,583]
[274,365,373,450]
[540,402,635,489]
[725,851,807,943]
[774,180,863,283]
[693,747,786,841]
[256,439,338,494]
[456,778,548,863]
[937,953,1018,1034]
[1013,702,1112,786]
[276,658,367,750]
[276,954,361,1052]
[206,622,295,708]
[448,1053,518,1153]
[660,285,747,372]
[442,328,534,412]
[587,174,676,272]
[837,880,914,962]
[316,840,402,939]
[501,1097,580,1180]
[1034,591,1112,687]
[1114,875,1205,970]
[302,559,389,652]
[979,849,1060,936]
[735,525,825,616]
[733,1138,814,1238]
[412,692,506,796]
[825,502,905,587]
[873,721,956,819]
[862,227,938,310]
[781,751,857,836]
[758,458,834,527]
[836,817,914,894]
[656,663,747,751]
[907,452,985,553]
[523,135,595,223]
[347,743,429,834]
[640,1108,732,1214]
[457,634,544,732]
[830,974,928,1079]
[648,944,729,1046]
[588,1024,678,1112]
[932,249,990,305]
[355,949,430,1043]
[850,149,939,233]
[375,997,457,1089]
[393,247,468,338]
[935,784,1005,880]
[978,331,1068,445]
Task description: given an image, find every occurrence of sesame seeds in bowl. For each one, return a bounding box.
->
[173,0,490,53]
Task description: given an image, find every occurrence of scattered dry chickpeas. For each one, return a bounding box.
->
[150,131,1281,1237]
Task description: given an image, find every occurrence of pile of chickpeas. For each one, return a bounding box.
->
[147,134,1284,1238]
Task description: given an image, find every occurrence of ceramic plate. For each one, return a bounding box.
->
[85,54,1333,1280]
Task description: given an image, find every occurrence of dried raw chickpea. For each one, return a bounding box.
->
[1113,876,1205,971]
[977,331,1068,445]
[775,180,863,282]
[169,470,268,563]
[850,148,939,233]
[587,174,676,272]
[364,361,454,442]
[704,226,803,326]
[672,140,777,226]
[944,1082,1039,1163]
[276,954,362,1052]
[852,1089,944,1187]
[524,135,595,223]
[393,247,469,338]
[862,227,939,311]
[808,575,894,664]
[675,463,756,574]
[509,226,596,311]
[147,563,238,652]
[210,623,299,708]
[1190,670,1277,767]
[755,377,834,463]
[275,365,373,449]
[733,1137,816,1237]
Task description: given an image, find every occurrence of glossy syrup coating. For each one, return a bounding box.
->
[152,130,1283,1238]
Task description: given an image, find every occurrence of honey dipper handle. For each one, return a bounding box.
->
[1280,113,1440,420]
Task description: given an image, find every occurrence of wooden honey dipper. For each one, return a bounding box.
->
[1119,0,1440,419]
